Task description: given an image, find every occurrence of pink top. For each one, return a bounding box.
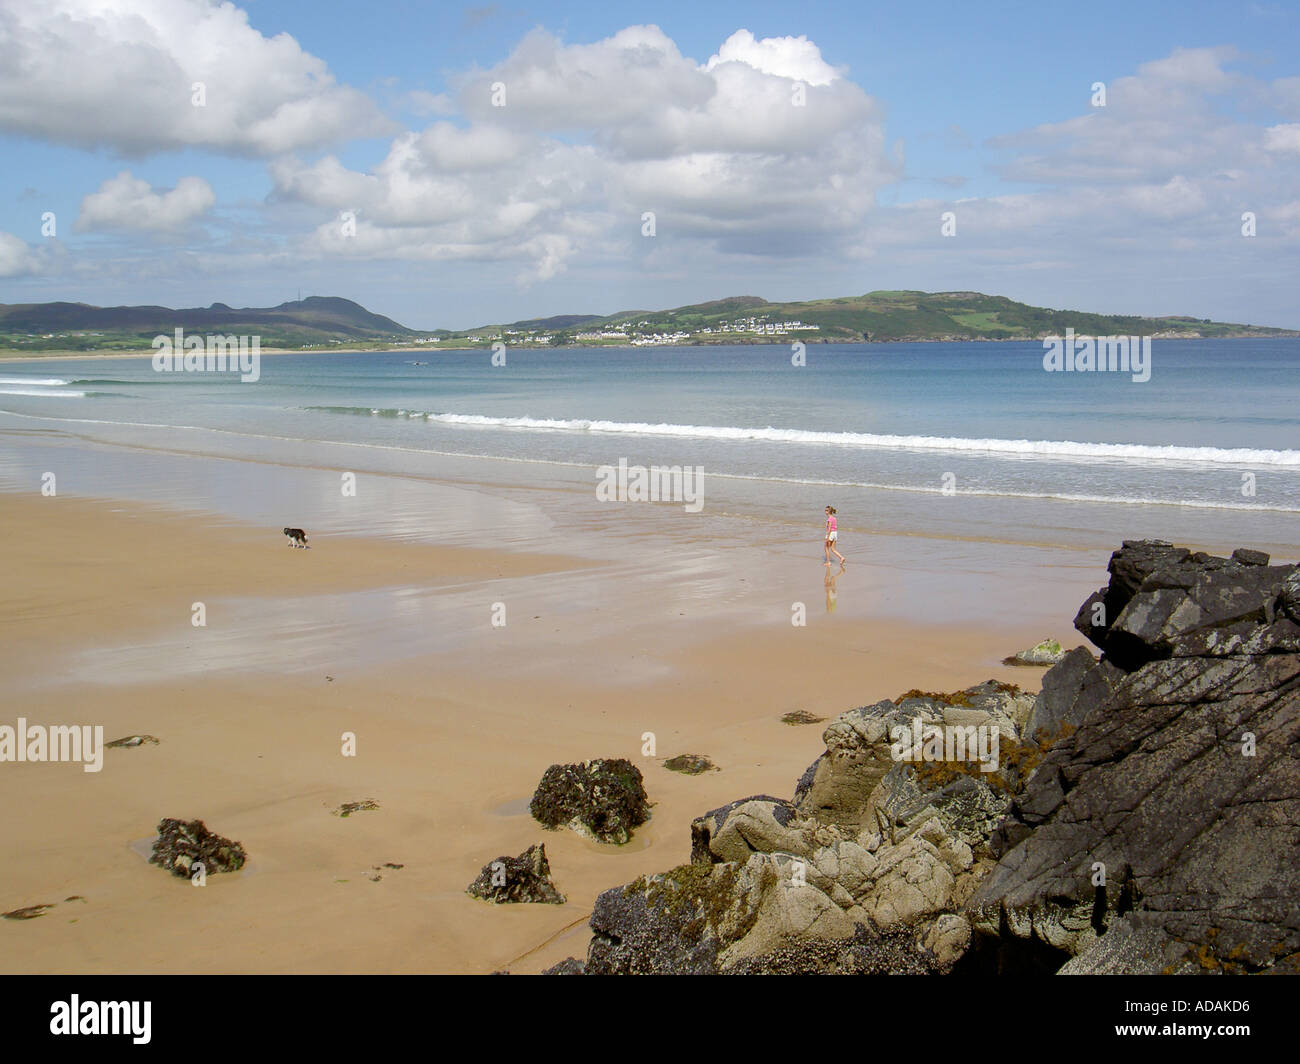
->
[826,514,837,532]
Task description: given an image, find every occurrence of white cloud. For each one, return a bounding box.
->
[408,90,458,117]
[272,25,895,280]
[76,172,216,232]
[705,29,839,86]
[1264,123,1300,153]
[0,0,391,155]
[0,232,43,277]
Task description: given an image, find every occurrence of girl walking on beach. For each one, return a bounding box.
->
[824,506,846,565]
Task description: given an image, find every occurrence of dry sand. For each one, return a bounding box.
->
[0,492,1093,973]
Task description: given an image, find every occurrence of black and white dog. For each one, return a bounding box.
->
[282,527,310,549]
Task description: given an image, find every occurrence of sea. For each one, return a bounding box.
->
[0,339,1297,557]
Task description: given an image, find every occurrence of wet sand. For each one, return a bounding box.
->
[0,492,1099,973]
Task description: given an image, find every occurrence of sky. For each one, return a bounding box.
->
[1,0,1298,330]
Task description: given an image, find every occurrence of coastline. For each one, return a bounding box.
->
[3,330,1296,362]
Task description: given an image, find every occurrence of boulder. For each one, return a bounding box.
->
[922,913,973,972]
[690,796,807,865]
[793,681,1031,829]
[1073,539,1294,671]
[1002,639,1066,666]
[466,843,565,904]
[529,758,650,845]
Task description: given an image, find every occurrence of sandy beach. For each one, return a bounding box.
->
[0,489,1101,974]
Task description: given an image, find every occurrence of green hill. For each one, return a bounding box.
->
[0,296,418,352]
[475,290,1295,345]
[1,290,1293,354]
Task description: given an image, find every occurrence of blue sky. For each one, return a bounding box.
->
[2,0,1298,329]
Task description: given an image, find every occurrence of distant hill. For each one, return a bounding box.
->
[0,296,418,351]
[1,291,1294,354]
[471,290,1298,345]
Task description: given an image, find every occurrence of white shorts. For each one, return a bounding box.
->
[827,531,838,542]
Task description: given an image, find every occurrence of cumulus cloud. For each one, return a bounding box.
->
[268,33,1299,290]
[988,47,1276,186]
[76,172,216,232]
[0,0,391,155]
[0,232,43,277]
[272,25,896,280]
[705,29,840,86]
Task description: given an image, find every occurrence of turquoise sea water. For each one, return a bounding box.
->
[1,339,1297,554]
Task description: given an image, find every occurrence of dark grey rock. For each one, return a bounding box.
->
[1023,646,1114,744]
[1073,539,1295,671]
[973,544,1300,971]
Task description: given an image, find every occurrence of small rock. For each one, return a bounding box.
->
[3,904,54,920]
[1001,639,1065,666]
[106,735,160,748]
[466,843,566,904]
[781,710,825,726]
[332,800,379,818]
[664,754,715,775]
[149,818,246,878]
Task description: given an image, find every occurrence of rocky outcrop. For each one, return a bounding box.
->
[792,681,1034,829]
[1022,645,1110,744]
[970,541,1300,973]
[554,540,1298,975]
[466,843,565,904]
[529,758,650,845]
[570,680,1036,974]
[1072,540,1295,670]
[149,818,246,879]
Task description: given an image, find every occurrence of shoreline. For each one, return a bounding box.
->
[3,331,1297,362]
